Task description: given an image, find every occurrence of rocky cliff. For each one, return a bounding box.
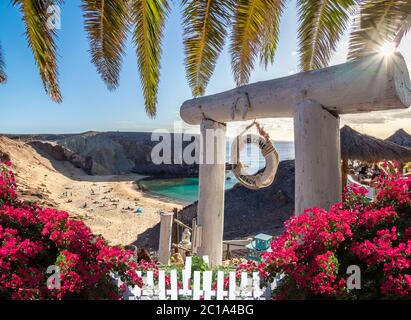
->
[28,141,94,175]
[6,132,200,177]
[57,132,199,177]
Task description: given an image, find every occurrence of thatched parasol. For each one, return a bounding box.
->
[341,126,411,163]
[340,125,411,187]
[386,129,411,149]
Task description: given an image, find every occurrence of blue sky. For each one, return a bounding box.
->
[1,1,411,140]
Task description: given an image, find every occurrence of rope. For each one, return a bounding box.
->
[232,120,279,190]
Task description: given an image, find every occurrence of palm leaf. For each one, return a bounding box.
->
[182,0,234,97]
[12,0,63,102]
[0,42,6,83]
[132,0,169,117]
[348,0,411,60]
[230,0,283,86]
[298,0,356,71]
[82,0,130,90]
[259,0,285,68]
[394,11,411,46]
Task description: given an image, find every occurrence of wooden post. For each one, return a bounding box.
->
[197,119,227,266]
[158,212,173,265]
[171,208,179,246]
[342,158,349,191]
[294,99,342,215]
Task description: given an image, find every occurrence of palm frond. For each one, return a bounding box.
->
[0,42,6,83]
[394,11,411,46]
[182,0,234,97]
[132,0,169,117]
[82,0,130,90]
[259,0,285,68]
[12,0,63,102]
[230,0,282,86]
[298,0,356,71]
[348,0,411,60]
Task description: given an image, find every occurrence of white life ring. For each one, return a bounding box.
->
[231,134,279,190]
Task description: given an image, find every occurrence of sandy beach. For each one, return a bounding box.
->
[0,136,182,246]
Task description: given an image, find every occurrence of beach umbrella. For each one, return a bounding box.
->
[136,207,143,215]
[340,126,411,186]
[386,129,411,149]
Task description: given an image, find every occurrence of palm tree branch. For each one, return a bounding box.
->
[132,0,169,117]
[182,0,233,96]
[12,0,63,102]
[298,0,356,71]
[231,0,281,86]
[259,0,285,68]
[0,42,6,83]
[82,0,130,90]
[394,11,411,46]
[348,0,411,60]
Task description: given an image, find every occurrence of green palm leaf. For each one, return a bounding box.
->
[182,0,234,97]
[298,0,355,71]
[348,0,411,60]
[259,0,285,68]
[12,0,63,102]
[132,0,169,117]
[0,42,6,83]
[82,0,130,90]
[230,0,283,86]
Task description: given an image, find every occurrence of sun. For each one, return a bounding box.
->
[379,42,397,57]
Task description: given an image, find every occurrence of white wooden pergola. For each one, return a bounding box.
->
[179,53,411,266]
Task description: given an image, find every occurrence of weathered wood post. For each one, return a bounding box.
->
[294,99,341,214]
[158,212,173,265]
[171,208,179,245]
[197,119,227,266]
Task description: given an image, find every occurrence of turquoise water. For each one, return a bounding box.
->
[141,141,294,204]
[140,176,238,204]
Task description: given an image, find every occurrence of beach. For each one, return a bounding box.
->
[0,136,182,246]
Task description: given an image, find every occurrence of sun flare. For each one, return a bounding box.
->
[379,42,397,56]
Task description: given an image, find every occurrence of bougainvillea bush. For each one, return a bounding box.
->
[0,162,142,300]
[263,163,411,299]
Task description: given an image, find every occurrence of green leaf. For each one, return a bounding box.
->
[82,0,130,90]
[182,0,234,97]
[259,0,285,68]
[12,0,63,102]
[132,0,169,117]
[230,0,283,86]
[0,42,6,83]
[348,0,411,60]
[298,0,356,71]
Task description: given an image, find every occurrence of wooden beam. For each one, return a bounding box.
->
[294,99,342,215]
[180,53,411,125]
[197,119,227,266]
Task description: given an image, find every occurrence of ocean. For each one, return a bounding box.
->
[139,141,295,204]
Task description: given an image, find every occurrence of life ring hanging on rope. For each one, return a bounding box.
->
[231,121,279,190]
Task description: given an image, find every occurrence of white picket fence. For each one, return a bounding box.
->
[113,256,282,300]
